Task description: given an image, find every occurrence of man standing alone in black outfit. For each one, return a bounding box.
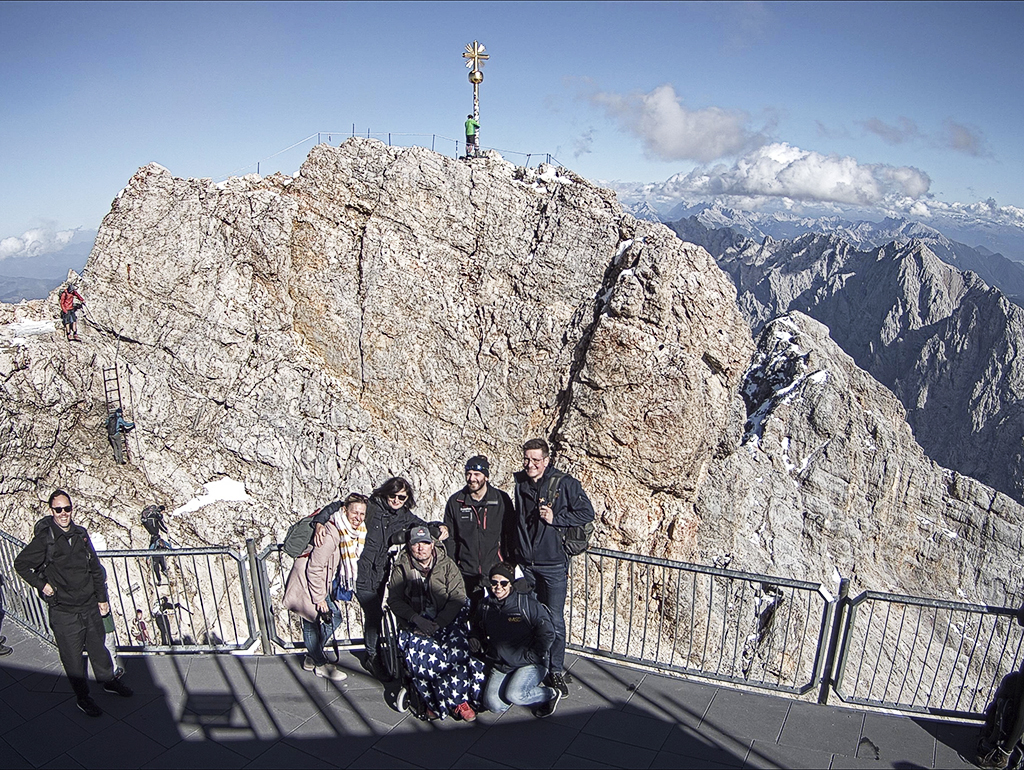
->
[510,438,595,697]
[15,490,133,717]
[443,455,513,606]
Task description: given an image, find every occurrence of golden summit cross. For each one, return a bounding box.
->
[463,41,489,70]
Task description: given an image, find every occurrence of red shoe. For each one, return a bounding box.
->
[453,702,477,722]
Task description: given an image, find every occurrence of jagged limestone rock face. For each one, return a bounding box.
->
[2,139,1022,612]
[697,312,1024,605]
[0,140,751,556]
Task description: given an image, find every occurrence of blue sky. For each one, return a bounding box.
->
[2,1,1022,247]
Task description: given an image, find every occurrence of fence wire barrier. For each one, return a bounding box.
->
[99,547,257,653]
[567,548,832,695]
[833,591,1024,718]
[255,544,365,651]
[0,530,54,643]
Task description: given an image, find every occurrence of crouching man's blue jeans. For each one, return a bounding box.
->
[482,663,556,713]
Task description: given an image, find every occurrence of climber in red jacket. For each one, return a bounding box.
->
[59,283,85,341]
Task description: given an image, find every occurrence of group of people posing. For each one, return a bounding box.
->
[283,438,595,722]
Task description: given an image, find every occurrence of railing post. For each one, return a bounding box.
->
[246,538,274,654]
[818,577,850,704]
[431,135,435,152]
[317,132,321,145]
[352,123,355,137]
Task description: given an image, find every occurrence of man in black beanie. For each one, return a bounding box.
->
[443,455,514,607]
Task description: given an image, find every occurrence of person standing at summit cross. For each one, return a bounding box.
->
[465,114,480,157]
[510,438,595,697]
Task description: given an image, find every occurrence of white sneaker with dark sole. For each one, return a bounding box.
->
[314,663,348,682]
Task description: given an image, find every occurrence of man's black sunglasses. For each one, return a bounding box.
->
[51,505,73,513]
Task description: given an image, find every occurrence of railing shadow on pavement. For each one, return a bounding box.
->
[3,524,1023,722]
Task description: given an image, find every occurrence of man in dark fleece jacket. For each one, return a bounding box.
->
[15,490,133,717]
[443,455,514,605]
[511,438,595,697]
[472,562,560,717]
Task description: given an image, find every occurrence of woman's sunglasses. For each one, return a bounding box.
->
[489,579,510,587]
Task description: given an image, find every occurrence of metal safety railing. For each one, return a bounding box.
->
[567,548,833,696]
[830,590,1024,719]
[250,543,365,652]
[0,530,55,643]
[98,547,258,653]
[219,129,572,180]
[3,522,1023,720]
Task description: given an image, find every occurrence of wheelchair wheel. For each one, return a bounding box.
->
[395,686,410,713]
[379,609,402,682]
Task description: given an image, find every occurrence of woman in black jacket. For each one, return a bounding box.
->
[353,477,441,678]
[472,563,561,717]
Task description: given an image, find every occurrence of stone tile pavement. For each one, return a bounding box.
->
[0,621,985,769]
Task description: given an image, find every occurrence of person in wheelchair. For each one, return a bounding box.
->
[470,562,561,718]
[387,525,484,722]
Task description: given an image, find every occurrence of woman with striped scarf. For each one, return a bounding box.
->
[285,493,367,679]
[334,493,367,598]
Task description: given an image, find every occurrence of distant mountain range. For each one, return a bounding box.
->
[0,228,94,301]
[668,215,1024,506]
[611,183,1024,267]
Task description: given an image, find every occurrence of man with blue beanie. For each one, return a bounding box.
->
[443,455,514,607]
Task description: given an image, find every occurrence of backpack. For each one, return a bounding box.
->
[977,670,1024,770]
[282,509,320,558]
[543,471,594,558]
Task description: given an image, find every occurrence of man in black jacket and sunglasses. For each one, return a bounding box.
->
[15,489,133,717]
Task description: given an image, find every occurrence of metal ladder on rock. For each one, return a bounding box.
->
[103,365,130,465]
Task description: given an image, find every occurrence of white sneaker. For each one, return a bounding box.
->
[314,663,347,682]
[302,655,316,671]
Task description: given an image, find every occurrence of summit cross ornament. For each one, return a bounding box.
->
[463,41,489,77]
[462,41,488,157]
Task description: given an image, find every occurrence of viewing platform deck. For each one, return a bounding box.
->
[0,622,981,769]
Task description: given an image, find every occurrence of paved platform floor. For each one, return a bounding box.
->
[0,620,985,769]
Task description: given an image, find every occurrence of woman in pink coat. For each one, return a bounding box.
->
[284,495,367,680]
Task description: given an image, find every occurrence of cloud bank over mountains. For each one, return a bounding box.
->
[660,143,930,207]
[589,81,1021,255]
[0,224,87,260]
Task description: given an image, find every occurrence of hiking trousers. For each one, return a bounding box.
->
[49,605,115,698]
[521,562,569,673]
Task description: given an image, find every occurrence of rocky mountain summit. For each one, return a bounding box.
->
[1,138,1021,608]
[672,216,1024,509]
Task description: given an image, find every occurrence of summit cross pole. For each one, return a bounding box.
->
[463,40,488,157]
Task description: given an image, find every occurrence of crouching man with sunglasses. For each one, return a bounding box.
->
[15,489,133,717]
[470,563,561,718]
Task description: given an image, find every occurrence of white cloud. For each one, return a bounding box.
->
[0,223,82,260]
[884,196,1024,227]
[860,116,922,145]
[658,143,931,206]
[573,128,595,160]
[590,84,765,163]
[940,120,991,157]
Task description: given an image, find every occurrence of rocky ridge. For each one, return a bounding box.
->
[0,138,1021,610]
[671,216,1024,508]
